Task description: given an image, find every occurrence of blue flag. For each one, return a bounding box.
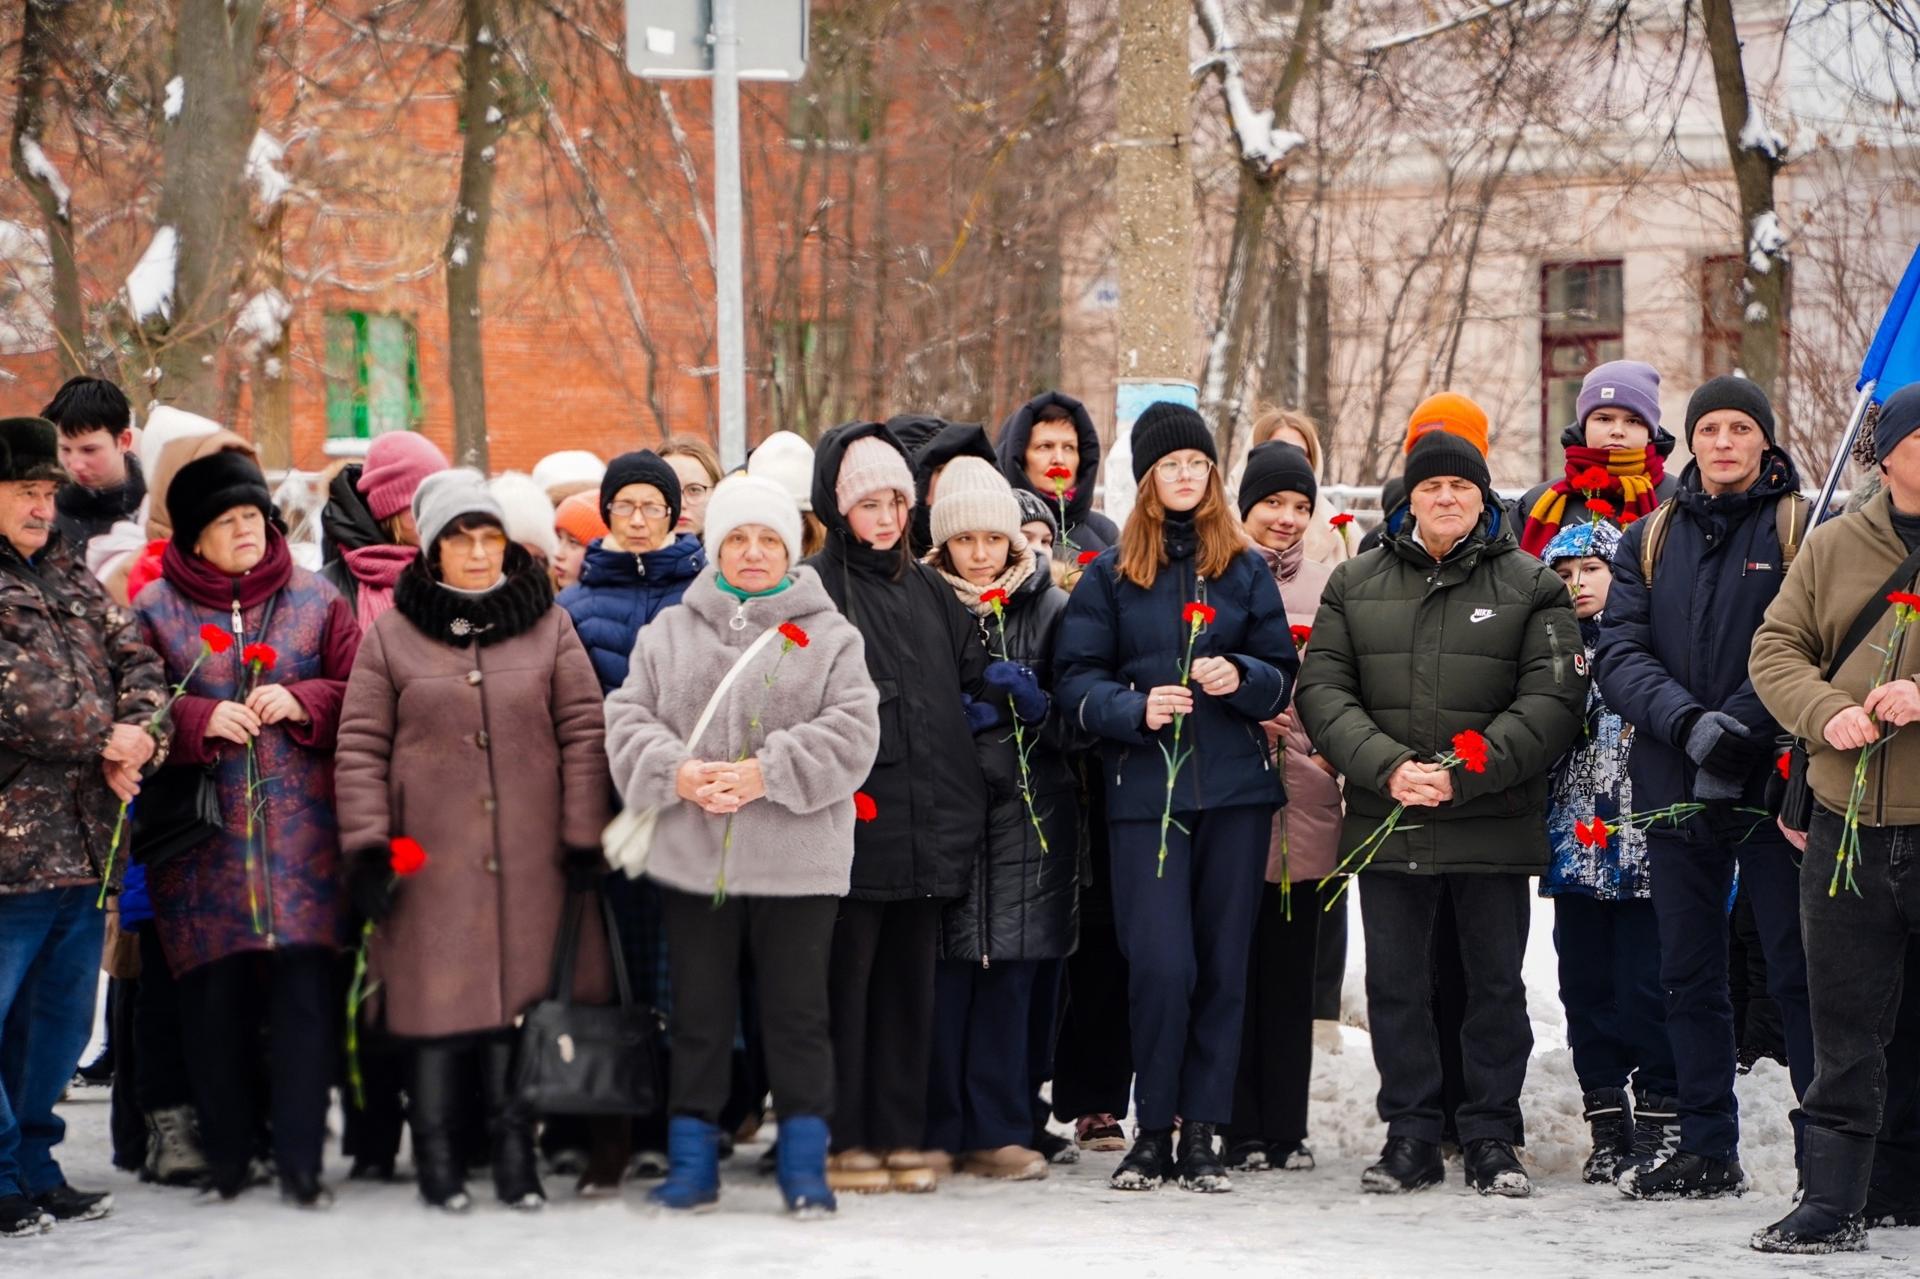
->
[1860,244,1920,401]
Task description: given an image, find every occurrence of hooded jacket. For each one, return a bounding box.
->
[317,463,414,625]
[803,421,991,902]
[559,532,708,694]
[996,391,1120,554]
[1296,504,1588,875]
[906,420,998,557]
[56,455,147,546]
[1597,450,1804,824]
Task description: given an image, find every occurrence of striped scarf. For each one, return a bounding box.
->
[1521,445,1664,556]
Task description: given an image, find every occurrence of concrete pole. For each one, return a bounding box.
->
[711,0,747,469]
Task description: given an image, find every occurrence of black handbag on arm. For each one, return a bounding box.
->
[514,885,665,1116]
[1775,541,1920,833]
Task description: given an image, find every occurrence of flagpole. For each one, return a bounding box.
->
[1812,382,1876,528]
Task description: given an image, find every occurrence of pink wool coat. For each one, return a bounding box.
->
[1260,543,1343,884]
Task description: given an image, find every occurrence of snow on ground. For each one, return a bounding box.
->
[28,895,1916,1278]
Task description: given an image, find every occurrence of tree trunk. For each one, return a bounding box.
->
[142,0,267,414]
[1259,253,1300,406]
[447,0,505,470]
[1701,0,1785,403]
[1114,0,1195,380]
[10,0,85,376]
[1305,266,1331,431]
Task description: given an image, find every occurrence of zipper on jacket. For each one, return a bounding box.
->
[1547,619,1565,687]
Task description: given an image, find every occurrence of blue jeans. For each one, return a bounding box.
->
[0,887,105,1198]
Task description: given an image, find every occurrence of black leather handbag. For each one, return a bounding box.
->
[514,887,664,1116]
[129,765,222,869]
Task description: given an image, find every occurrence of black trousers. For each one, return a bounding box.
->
[176,945,335,1180]
[661,888,837,1126]
[1433,891,1471,1142]
[1553,894,1677,1097]
[106,973,143,1171]
[1731,883,1787,1065]
[338,945,409,1169]
[1360,871,1532,1146]
[927,959,1043,1153]
[132,923,192,1114]
[1027,958,1064,1138]
[1052,791,1134,1122]
[1871,938,1920,1216]
[1227,884,1320,1149]
[828,897,942,1152]
[1312,889,1348,1023]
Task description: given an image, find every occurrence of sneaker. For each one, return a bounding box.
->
[1619,1150,1748,1200]
[0,1195,54,1237]
[825,1150,891,1195]
[1361,1137,1444,1194]
[1223,1138,1270,1172]
[1276,1141,1315,1171]
[627,1148,669,1180]
[72,1054,114,1088]
[1463,1139,1532,1198]
[1175,1123,1231,1193]
[960,1146,1048,1181]
[1580,1087,1634,1185]
[1075,1113,1127,1152]
[32,1183,113,1223]
[1110,1128,1173,1191]
[1033,1127,1080,1166]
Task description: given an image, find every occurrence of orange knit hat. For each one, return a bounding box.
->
[1404,391,1491,457]
[554,490,609,545]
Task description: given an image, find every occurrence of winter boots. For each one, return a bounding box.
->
[143,1104,210,1187]
[412,1043,472,1212]
[1578,1088,1634,1184]
[1224,1138,1270,1172]
[1618,1149,1748,1200]
[774,1116,837,1218]
[1176,1123,1231,1193]
[882,1150,940,1193]
[825,1150,892,1194]
[0,1196,52,1238]
[1621,1092,1681,1176]
[1361,1137,1444,1194]
[649,1116,721,1212]
[1751,1127,1872,1254]
[480,1037,544,1211]
[31,1184,112,1224]
[961,1146,1048,1181]
[1110,1127,1174,1190]
[1464,1139,1532,1198]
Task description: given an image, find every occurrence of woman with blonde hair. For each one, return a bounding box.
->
[659,435,724,538]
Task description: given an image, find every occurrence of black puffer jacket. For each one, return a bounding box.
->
[318,464,382,613]
[941,558,1082,964]
[905,419,997,556]
[996,391,1120,554]
[1296,504,1588,875]
[804,422,991,902]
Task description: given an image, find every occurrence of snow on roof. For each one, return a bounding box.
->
[124,225,178,323]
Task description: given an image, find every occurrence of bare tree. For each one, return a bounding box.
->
[10,0,86,375]
[446,0,508,469]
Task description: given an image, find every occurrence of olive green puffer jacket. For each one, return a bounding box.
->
[1296,508,1588,875]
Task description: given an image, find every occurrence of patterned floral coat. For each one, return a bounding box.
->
[1543,617,1649,900]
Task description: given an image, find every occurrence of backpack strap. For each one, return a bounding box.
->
[1639,499,1679,584]
[1776,493,1808,570]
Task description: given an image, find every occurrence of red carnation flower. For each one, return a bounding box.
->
[1451,729,1490,774]
[1183,601,1217,628]
[853,791,878,823]
[242,642,278,672]
[1329,513,1355,528]
[200,624,233,654]
[1618,511,1640,526]
[1890,591,1920,612]
[389,836,429,877]
[1586,498,1616,521]
[1290,624,1312,648]
[1775,751,1792,781]
[778,621,810,648]
[1045,465,1073,482]
[1574,816,1612,849]
[1077,549,1099,566]
[1573,466,1614,494]
[980,589,1010,608]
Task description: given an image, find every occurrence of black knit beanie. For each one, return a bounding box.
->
[1404,430,1491,494]
[1130,402,1217,482]
[1238,441,1318,518]
[1013,487,1058,541]
[600,450,683,529]
[1685,376,1776,447]
[1872,382,1920,468]
[168,451,275,550]
[0,416,64,483]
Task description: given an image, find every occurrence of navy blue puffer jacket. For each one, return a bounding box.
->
[559,533,707,693]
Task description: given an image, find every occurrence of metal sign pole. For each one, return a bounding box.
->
[711,0,747,470]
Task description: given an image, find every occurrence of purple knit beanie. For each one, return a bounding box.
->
[1576,361,1662,432]
[358,431,450,520]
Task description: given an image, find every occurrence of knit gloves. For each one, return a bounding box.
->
[1684,710,1765,801]
[983,660,1049,725]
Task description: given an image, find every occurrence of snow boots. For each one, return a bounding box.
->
[1361,1137,1444,1194]
[1224,1138,1270,1172]
[649,1116,721,1212]
[143,1104,210,1187]
[0,1195,52,1238]
[1464,1139,1532,1198]
[1110,1127,1174,1190]
[1580,1087,1634,1184]
[1621,1091,1681,1175]
[775,1116,837,1218]
[1176,1123,1231,1193]
[1751,1127,1871,1254]
[1619,1149,1748,1199]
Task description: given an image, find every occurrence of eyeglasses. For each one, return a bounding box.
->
[443,529,508,555]
[1154,458,1214,480]
[680,483,711,500]
[608,501,671,522]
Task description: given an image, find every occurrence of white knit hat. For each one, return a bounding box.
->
[489,471,557,560]
[530,449,606,498]
[929,456,1027,551]
[413,468,505,551]
[703,474,804,567]
[834,434,914,516]
[747,430,815,512]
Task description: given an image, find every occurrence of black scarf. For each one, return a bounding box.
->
[393,543,554,646]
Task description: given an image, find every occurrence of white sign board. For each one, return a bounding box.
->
[625,0,809,81]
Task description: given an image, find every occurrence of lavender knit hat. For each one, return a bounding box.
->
[1576,361,1662,432]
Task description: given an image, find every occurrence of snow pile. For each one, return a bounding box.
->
[247,130,291,211]
[123,226,178,323]
[235,287,291,347]
[1748,211,1788,274]
[18,137,72,219]
[162,76,184,122]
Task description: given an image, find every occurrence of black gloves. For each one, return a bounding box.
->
[562,844,606,892]
[1685,710,1765,800]
[347,847,398,923]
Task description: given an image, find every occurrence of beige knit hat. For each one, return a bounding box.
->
[834,434,914,516]
[929,456,1027,551]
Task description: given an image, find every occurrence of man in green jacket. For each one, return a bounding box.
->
[1299,430,1587,1199]
[1748,382,1920,1254]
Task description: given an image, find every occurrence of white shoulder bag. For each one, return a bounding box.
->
[604,625,782,878]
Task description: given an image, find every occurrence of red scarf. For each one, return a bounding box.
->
[161,527,294,611]
[1520,445,1665,556]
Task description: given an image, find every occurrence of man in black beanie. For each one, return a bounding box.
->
[1598,375,1814,1201]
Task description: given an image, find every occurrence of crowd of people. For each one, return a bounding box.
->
[2,364,1918,1257]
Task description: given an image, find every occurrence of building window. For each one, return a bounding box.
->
[324,311,423,440]
[1540,260,1624,464]
[771,319,848,435]
[1702,254,1791,382]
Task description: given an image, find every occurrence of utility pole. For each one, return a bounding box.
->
[711,0,748,470]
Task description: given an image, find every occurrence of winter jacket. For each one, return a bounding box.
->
[1516,418,1681,556]
[606,565,880,899]
[334,547,612,1038]
[318,463,380,617]
[937,553,1083,964]
[1597,451,1804,822]
[907,419,998,557]
[1751,489,1920,827]
[135,533,359,974]
[1056,514,1298,821]
[804,421,991,902]
[1261,543,1342,883]
[1542,617,1649,899]
[996,391,1121,555]
[1296,506,1588,875]
[0,531,168,894]
[559,532,707,694]
[56,455,147,547]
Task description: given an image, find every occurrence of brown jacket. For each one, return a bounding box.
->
[334,564,612,1037]
[1259,544,1342,883]
[1751,490,1920,827]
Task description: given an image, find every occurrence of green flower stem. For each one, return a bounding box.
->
[345,919,375,1110]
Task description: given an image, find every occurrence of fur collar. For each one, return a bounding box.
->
[394,543,554,646]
